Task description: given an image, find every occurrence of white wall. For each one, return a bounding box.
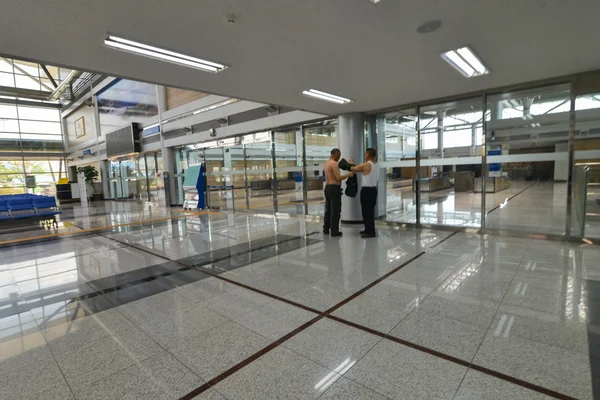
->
[65,105,97,148]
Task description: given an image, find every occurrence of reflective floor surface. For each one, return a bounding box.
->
[1,207,599,399]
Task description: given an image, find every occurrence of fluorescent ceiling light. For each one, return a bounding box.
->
[441,46,488,78]
[302,89,352,104]
[104,36,226,73]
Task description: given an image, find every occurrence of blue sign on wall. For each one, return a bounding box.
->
[82,149,91,155]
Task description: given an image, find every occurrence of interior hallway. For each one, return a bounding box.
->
[1,206,598,400]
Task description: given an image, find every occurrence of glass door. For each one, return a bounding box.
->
[485,84,571,236]
[376,109,418,224]
[109,160,123,199]
[419,98,484,228]
[243,133,275,213]
[135,156,148,201]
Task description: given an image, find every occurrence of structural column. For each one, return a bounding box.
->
[156,85,177,205]
[338,113,364,223]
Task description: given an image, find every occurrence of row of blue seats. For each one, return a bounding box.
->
[0,195,61,221]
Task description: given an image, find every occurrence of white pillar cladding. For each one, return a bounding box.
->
[375,115,387,219]
[338,113,364,223]
[155,85,177,205]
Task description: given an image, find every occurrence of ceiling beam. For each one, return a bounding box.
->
[40,64,58,88]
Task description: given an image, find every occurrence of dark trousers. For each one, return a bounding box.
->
[323,185,342,234]
[360,187,378,235]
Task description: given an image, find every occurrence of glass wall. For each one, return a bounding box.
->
[485,84,571,235]
[0,103,63,153]
[571,91,600,239]
[0,158,65,195]
[161,77,600,240]
[304,120,337,216]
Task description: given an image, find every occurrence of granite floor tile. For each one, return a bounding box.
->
[137,302,229,348]
[284,282,355,312]
[192,390,228,400]
[283,318,380,371]
[233,300,315,340]
[54,323,163,392]
[344,338,467,400]
[415,292,498,327]
[116,289,198,325]
[169,321,270,381]
[0,356,74,400]
[214,346,340,400]
[389,308,488,361]
[331,294,412,333]
[473,333,593,399]
[453,369,553,400]
[175,277,239,302]
[318,377,389,400]
[0,330,52,372]
[42,308,135,354]
[201,287,273,319]
[74,351,203,400]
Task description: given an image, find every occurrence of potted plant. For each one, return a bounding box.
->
[77,165,102,201]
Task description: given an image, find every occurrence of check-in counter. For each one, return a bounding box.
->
[474,176,511,193]
[454,171,475,192]
[412,177,452,192]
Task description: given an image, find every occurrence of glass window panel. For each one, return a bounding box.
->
[0,59,13,73]
[17,106,60,121]
[12,60,39,76]
[0,119,19,132]
[19,120,61,135]
[20,141,64,152]
[0,104,18,119]
[0,132,20,140]
[39,78,53,92]
[14,74,41,91]
[0,71,15,87]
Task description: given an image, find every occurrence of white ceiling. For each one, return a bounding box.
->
[2,0,600,115]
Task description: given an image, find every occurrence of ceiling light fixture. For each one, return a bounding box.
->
[104,36,226,73]
[441,46,488,78]
[301,89,352,104]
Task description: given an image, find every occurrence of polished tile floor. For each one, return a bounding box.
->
[1,204,599,399]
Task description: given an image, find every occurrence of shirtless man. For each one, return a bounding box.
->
[323,148,354,237]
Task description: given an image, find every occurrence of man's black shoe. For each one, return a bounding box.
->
[323,229,329,235]
[331,232,343,237]
[359,230,366,234]
[361,233,376,238]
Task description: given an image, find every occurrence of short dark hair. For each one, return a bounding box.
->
[331,148,340,155]
[366,148,377,159]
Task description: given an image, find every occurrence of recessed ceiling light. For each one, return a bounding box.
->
[441,46,488,78]
[367,0,382,3]
[104,36,226,73]
[416,20,442,34]
[302,89,352,104]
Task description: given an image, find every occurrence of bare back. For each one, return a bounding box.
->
[324,160,342,185]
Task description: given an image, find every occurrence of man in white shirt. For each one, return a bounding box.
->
[351,148,380,238]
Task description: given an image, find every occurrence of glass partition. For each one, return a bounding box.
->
[571,91,600,238]
[485,84,571,235]
[376,109,418,223]
[243,133,274,213]
[418,98,484,228]
[304,120,337,216]
[274,128,304,215]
